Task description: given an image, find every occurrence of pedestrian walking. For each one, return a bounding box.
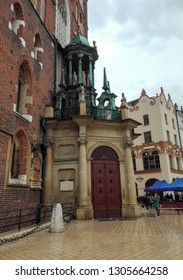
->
[153,193,160,216]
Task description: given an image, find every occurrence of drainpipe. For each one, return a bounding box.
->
[175,103,183,158]
[40,118,47,206]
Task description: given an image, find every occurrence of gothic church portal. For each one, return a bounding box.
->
[44,27,142,219]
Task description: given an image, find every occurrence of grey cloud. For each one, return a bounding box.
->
[89,0,183,50]
[112,0,183,41]
[88,0,111,31]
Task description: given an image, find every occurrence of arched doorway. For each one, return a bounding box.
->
[91,146,121,218]
[145,178,158,188]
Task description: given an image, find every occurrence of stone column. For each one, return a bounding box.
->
[77,54,83,86]
[89,58,93,86]
[44,139,53,205]
[68,55,73,85]
[76,135,93,219]
[122,137,142,218]
[78,136,88,207]
[72,117,94,219]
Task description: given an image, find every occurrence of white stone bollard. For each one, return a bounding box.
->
[49,203,65,233]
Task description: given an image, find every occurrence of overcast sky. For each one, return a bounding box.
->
[88,0,183,107]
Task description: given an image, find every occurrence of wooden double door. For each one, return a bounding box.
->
[92,160,121,218]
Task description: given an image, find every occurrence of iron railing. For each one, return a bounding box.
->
[0,205,52,233]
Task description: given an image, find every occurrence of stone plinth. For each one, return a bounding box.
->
[76,206,93,220]
[122,204,142,219]
[49,203,65,233]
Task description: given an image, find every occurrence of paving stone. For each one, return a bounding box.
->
[0,214,183,259]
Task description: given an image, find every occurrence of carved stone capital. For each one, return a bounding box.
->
[122,137,134,148]
[47,138,54,148]
[78,137,87,145]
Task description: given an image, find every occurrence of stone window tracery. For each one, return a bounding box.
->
[10,131,28,185]
[58,0,67,23]
[10,2,26,46]
[14,61,32,122]
[33,33,43,68]
[30,143,43,188]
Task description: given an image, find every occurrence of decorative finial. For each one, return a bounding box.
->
[121,92,127,102]
[93,40,96,47]
[141,89,146,96]
[77,23,81,34]
[160,87,164,94]
[120,93,129,119]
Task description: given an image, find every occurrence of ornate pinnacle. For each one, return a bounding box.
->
[102,68,109,92]
[77,23,81,34]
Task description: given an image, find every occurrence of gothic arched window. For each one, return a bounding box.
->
[34,33,43,68]
[10,130,29,185]
[11,2,26,46]
[15,61,32,121]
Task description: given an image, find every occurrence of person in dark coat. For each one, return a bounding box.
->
[143,194,150,210]
[153,193,160,216]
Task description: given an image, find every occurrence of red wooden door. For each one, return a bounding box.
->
[92,161,121,218]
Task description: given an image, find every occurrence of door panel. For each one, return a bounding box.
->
[92,161,121,218]
[105,164,121,217]
[92,163,107,218]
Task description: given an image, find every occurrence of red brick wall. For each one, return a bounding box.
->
[69,0,88,40]
[0,134,9,188]
[0,0,89,231]
[0,0,55,219]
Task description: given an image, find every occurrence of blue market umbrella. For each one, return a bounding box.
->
[164,178,183,191]
[144,180,169,192]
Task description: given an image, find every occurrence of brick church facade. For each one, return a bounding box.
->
[0,0,88,228]
[0,0,142,232]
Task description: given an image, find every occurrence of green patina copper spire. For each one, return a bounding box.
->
[55,22,98,119]
[68,24,90,46]
[102,68,110,92]
[108,81,111,94]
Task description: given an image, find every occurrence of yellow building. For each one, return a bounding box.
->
[128,88,183,197]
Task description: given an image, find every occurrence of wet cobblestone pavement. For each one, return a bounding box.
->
[1,211,183,260]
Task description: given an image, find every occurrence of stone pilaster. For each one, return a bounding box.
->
[76,136,92,219]
[78,136,88,206]
[73,117,94,219]
[122,137,142,218]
